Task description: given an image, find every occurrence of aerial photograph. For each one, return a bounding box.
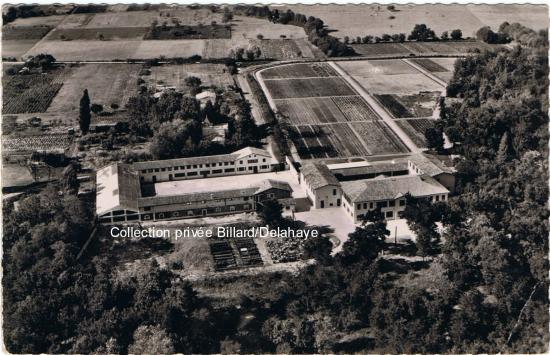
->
[1,2,548,353]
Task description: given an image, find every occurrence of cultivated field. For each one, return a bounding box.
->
[2,133,73,153]
[339,59,444,95]
[46,27,148,40]
[395,118,436,147]
[47,64,141,113]
[260,63,338,79]
[375,92,440,118]
[264,77,355,99]
[280,4,547,39]
[2,25,53,58]
[2,67,69,114]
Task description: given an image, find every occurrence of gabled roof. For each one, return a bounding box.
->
[138,187,259,207]
[330,161,409,178]
[233,146,271,159]
[341,174,449,203]
[301,162,340,190]
[255,179,292,195]
[409,153,455,176]
[96,163,140,215]
[132,147,271,171]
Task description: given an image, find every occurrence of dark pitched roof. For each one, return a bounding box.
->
[301,163,340,189]
[138,187,259,207]
[409,153,455,176]
[341,174,449,202]
[330,161,409,178]
[254,179,293,194]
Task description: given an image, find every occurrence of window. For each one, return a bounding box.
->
[370,202,374,209]
[248,159,258,163]
[268,193,275,198]
[186,165,191,169]
[144,207,151,211]
[155,168,160,172]
[363,203,367,209]
[399,199,406,206]
[224,162,229,166]
[127,215,139,221]
[240,161,243,164]
[376,201,388,208]
[441,195,446,201]
[174,166,179,170]
[262,158,266,162]
[243,204,250,209]
[238,167,245,171]
[248,166,254,170]
[205,163,210,167]
[243,196,249,201]
[357,204,361,210]
[187,171,197,176]
[173,211,179,217]
[158,213,165,219]
[212,169,222,174]
[219,163,223,166]
[224,168,235,172]
[386,211,393,218]
[175,173,185,177]
[161,168,166,172]
[435,195,440,201]
[230,206,235,211]
[389,200,396,207]
[332,189,337,196]
[215,207,221,212]
[148,169,153,173]
[193,165,198,168]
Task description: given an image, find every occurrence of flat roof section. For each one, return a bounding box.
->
[153,170,306,199]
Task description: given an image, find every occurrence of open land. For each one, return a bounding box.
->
[47,63,141,113]
[146,63,234,90]
[279,4,548,39]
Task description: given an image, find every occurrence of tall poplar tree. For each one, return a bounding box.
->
[79,89,91,134]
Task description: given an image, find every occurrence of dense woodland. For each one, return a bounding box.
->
[3,22,548,354]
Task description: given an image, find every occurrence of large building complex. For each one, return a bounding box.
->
[300,153,454,222]
[96,147,292,223]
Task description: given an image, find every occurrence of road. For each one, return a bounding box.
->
[327,61,422,153]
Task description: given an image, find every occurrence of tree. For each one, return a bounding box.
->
[222,8,233,23]
[450,29,462,40]
[79,89,91,134]
[400,194,441,258]
[339,209,388,265]
[258,199,283,227]
[408,24,437,41]
[302,235,333,265]
[184,76,202,95]
[62,164,79,193]
[90,103,103,114]
[128,325,175,354]
[441,31,449,41]
[150,119,202,159]
[425,127,444,152]
[495,132,511,165]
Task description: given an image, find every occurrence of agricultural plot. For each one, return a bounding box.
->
[232,15,306,40]
[355,73,443,95]
[395,119,436,147]
[2,133,73,153]
[250,39,305,60]
[46,27,148,40]
[338,59,417,77]
[2,40,40,58]
[351,43,412,57]
[276,97,348,125]
[148,63,234,90]
[2,25,53,40]
[48,64,140,113]
[24,40,141,61]
[264,77,355,99]
[281,4,547,39]
[260,63,338,79]
[2,69,68,114]
[351,121,409,155]
[375,92,439,118]
[144,24,231,40]
[331,96,380,121]
[409,58,449,73]
[85,8,223,28]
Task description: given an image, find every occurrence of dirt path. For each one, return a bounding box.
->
[328,61,421,153]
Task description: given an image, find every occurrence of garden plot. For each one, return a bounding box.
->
[264,77,355,99]
[260,63,338,79]
[134,40,206,59]
[2,68,69,114]
[351,121,409,155]
[148,64,234,90]
[331,96,380,122]
[250,39,305,60]
[276,97,348,125]
[47,64,141,113]
[375,92,440,118]
[232,15,306,40]
[409,58,449,73]
[2,133,73,154]
[395,118,436,147]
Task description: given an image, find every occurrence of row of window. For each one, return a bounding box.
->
[141,158,268,174]
[141,204,252,220]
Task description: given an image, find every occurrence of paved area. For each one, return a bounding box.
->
[294,207,416,253]
[154,170,306,198]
